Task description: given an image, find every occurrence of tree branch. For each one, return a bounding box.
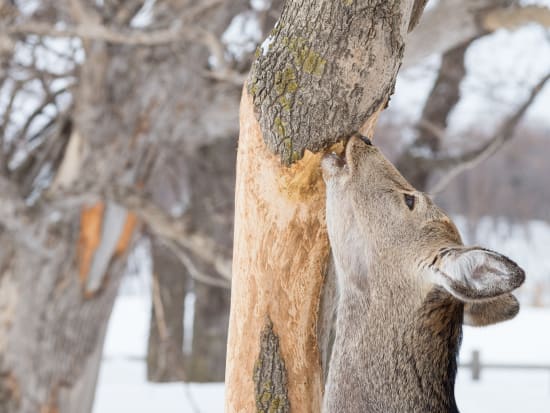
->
[483,5,550,31]
[429,72,550,194]
[107,186,232,282]
[404,1,550,70]
[162,239,231,289]
[0,176,53,257]
[4,3,243,84]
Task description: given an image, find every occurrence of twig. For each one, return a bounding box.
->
[108,186,232,281]
[429,73,550,194]
[0,177,53,257]
[163,239,231,289]
[5,18,244,85]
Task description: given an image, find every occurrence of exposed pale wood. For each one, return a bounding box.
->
[225,90,329,412]
[78,202,105,284]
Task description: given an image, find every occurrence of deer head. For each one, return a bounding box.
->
[322,134,525,304]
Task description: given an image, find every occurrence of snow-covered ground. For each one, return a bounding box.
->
[95,293,550,413]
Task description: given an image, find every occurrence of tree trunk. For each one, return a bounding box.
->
[187,281,231,382]
[147,238,188,382]
[225,1,422,411]
[0,217,131,413]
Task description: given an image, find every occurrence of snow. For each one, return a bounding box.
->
[251,0,272,12]
[456,309,550,412]
[94,361,224,413]
[95,294,550,413]
[222,11,263,61]
[130,0,156,28]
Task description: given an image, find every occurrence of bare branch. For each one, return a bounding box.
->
[162,239,231,289]
[404,1,550,70]
[483,5,550,31]
[429,73,550,194]
[4,0,228,51]
[6,21,187,45]
[107,186,233,281]
[203,68,247,86]
[14,86,72,143]
[5,16,244,85]
[0,176,53,257]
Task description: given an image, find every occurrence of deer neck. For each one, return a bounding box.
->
[325,265,464,413]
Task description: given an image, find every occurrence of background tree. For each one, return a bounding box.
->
[1,0,549,412]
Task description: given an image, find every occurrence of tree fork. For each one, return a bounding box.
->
[225,1,423,411]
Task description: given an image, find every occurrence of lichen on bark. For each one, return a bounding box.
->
[248,0,412,165]
[253,319,290,413]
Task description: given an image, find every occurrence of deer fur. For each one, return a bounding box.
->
[321,135,525,413]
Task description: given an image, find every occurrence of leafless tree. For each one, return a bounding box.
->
[1,0,550,412]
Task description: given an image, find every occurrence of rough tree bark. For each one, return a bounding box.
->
[225,1,424,411]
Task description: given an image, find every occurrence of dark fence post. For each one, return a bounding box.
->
[472,350,481,381]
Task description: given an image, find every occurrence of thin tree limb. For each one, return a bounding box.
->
[162,239,231,289]
[0,176,53,257]
[483,5,550,31]
[106,186,233,281]
[4,14,242,83]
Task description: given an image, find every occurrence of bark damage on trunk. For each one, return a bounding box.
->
[226,1,421,412]
[254,319,290,413]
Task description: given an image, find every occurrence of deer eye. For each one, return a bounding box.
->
[404,194,415,210]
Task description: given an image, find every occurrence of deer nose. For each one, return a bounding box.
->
[359,135,373,146]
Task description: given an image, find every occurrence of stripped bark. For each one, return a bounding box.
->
[225,1,423,411]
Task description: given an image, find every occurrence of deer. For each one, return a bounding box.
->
[321,134,525,413]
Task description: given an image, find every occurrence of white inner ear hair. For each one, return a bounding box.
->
[436,248,510,299]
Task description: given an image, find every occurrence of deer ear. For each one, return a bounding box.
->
[432,247,525,302]
[463,293,520,326]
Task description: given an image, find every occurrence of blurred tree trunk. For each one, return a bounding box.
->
[147,239,188,382]
[0,210,133,413]
[187,282,230,382]
[225,1,425,411]
[184,138,236,382]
